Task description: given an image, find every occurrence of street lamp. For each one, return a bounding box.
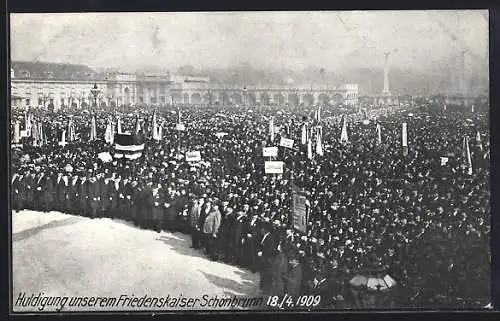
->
[90,83,100,109]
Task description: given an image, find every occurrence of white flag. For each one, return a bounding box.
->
[117,116,122,134]
[315,105,321,123]
[315,126,323,156]
[402,123,408,147]
[269,117,275,142]
[13,121,20,144]
[104,117,113,144]
[472,104,475,113]
[466,136,472,175]
[90,115,97,141]
[59,129,67,146]
[340,116,348,144]
[153,112,159,141]
[476,131,482,151]
[443,104,447,111]
[376,123,382,145]
[307,138,313,160]
[301,123,307,145]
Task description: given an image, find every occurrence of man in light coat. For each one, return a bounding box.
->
[202,200,222,261]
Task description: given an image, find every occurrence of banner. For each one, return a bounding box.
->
[185,151,202,162]
[264,161,284,174]
[176,124,186,131]
[292,191,308,233]
[215,132,228,139]
[114,133,145,159]
[263,147,278,157]
[279,137,294,149]
[440,157,449,166]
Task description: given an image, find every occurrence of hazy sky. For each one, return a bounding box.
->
[10,11,488,72]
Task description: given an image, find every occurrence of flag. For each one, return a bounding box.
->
[315,105,321,123]
[158,122,163,140]
[340,116,348,144]
[31,120,39,146]
[152,111,159,141]
[315,126,323,156]
[67,119,72,142]
[135,116,141,134]
[301,123,307,145]
[90,115,97,141]
[376,123,382,145]
[114,133,145,160]
[402,122,408,156]
[443,104,447,111]
[269,117,275,142]
[476,131,483,151]
[462,136,467,158]
[178,109,182,124]
[471,104,475,113]
[307,138,313,160]
[13,121,20,143]
[117,116,122,134]
[466,136,472,175]
[59,129,67,146]
[104,117,113,144]
[38,121,44,146]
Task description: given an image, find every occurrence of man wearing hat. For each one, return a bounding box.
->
[202,199,222,261]
[257,220,277,295]
[230,210,247,265]
[189,197,203,249]
[198,199,212,252]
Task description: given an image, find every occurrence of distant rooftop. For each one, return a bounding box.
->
[11,61,104,81]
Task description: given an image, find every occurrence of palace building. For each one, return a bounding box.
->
[10,61,359,110]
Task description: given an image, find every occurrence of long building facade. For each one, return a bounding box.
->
[10,61,359,110]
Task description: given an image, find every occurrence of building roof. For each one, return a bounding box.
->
[11,61,104,81]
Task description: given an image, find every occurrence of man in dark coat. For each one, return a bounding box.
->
[142,180,154,229]
[243,214,260,272]
[70,175,80,215]
[220,207,235,262]
[189,198,202,249]
[42,174,55,212]
[79,176,89,217]
[100,176,111,218]
[258,221,278,295]
[151,182,164,232]
[25,171,35,211]
[34,172,45,211]
[89,175,100,218]
[130,180,141,226]
[231,210,247,265]
[118,179,128,221]
[12,173,22,212]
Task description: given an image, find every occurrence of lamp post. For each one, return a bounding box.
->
[90,83,100,110]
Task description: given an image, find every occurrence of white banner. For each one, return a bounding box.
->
[176,124,186,131]
[263,147,278,157]
[265,161,284,174]
[402,123,408,147]
[185,151,202,162]
[279,137,294,149]
[215,132,228,139]
[440,157,449,166]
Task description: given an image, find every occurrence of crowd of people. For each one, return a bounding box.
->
[11,98,490,309]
